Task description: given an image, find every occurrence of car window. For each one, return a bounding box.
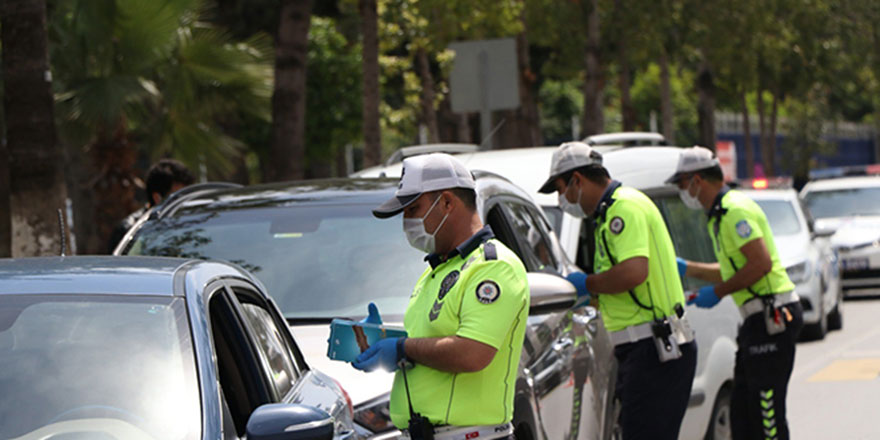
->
[125,204,426,321]
[209,288,272,436]
[651,194,714,291]
[501,200,559,273]
[753,200,802,236]
[0,294,200,440]
[236,295,300,399]
[803,186,880,219]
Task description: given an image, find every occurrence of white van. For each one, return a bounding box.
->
[355,146,740,440]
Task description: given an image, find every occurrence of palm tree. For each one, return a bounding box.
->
[50,0,273,253]
[1,0,68,257]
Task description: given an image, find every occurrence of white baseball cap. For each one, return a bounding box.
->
[538,141,604,193]
[665,146,720,184]
[373,153,476,218]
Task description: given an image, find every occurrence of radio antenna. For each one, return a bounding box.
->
[57,208,67,257]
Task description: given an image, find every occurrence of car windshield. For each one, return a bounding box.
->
[754,200,802,236]
[803,186,880,219]
[125,204,426,320]
[0,294,199,440]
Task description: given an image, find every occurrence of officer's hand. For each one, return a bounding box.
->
[352,337,404,372]
[676,257,688,277]
[688,285,720,308]
[360,302,383,325]
[565,271,591,307]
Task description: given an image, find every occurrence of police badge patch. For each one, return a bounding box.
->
[475,281,501,304]
[609,216,625,234]
[736,220,752,239]
[438,270,460,300]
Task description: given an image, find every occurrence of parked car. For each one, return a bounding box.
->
[355,146,739,440]
[115,176,620,440]
[801,175,880,296]
[0,256,355,440]
[583,132,666,146]
[739,187,842,339]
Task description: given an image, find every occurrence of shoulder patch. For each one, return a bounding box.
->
[736,219,752,239]
[475,280,501,304]
[483,242,497,261]
[609,216,625,234]
[438,270,459,300]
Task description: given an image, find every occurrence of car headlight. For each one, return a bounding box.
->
[354,393,395,434]
[786,260,812,284]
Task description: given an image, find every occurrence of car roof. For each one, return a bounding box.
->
[801,175,880,193]
[584,131,666,145]
[737,188,798,201]
[0,256,192,296]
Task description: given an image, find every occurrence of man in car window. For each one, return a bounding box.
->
[106,159,194,252]
[671,146,802,440]
[351,153,529,440]
[539,141,697,440]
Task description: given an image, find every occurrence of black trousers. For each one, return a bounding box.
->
[731,301,803,440]
[614,338,697,440]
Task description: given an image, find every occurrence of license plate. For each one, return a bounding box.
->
[843,258,869,271]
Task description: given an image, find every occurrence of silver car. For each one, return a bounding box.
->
[115,175,620,440]
[0,256,355,440]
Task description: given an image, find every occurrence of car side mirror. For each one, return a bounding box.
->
[246,403,334,440]
[528,272,576,314]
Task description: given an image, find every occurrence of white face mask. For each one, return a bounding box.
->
[558,177,587,218]
[403,195,449,254]
[679,178,703,210]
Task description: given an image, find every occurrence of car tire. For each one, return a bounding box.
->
[704,385,732,440]
[828,285,844,331]
[801,301,827,341]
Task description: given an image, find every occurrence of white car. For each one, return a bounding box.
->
[801,175,880,296]
[356,146,740,440]
[740,188,843,340]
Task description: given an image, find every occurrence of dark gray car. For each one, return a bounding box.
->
[116,173,618,440]
[0,256,355,440]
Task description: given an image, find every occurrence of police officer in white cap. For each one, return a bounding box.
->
[669,146,802,440]
[540,142,696,440]
[352,153,529,440]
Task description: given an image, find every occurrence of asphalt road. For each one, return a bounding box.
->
[788,295,880,439]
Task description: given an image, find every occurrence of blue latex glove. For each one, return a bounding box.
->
[352,337,405,372]
[360,302,383,325]
[676,257,688,277]
[688,285,720,309]
[565,271,591,307]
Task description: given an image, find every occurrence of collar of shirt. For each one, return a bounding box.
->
[706,185,731,218]
[593,180,622,224]
[425,225,495,269]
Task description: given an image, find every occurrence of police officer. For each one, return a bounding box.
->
[670,146,803,440]
[352,153,529,440]
[539,142,697,440]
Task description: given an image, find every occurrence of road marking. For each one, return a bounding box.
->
[791,321,880,383]
[807,358,880,382]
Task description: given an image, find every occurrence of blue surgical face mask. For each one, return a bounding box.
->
[403,195,449,254]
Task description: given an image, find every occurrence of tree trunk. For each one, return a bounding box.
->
[696,57,716,150]
[269,0,312,182]
[741,89,755,178]
[497,29,542,149]
[415,48,439,144]
[360,0,381,167]
[90,125,141,254]
[767,88,780,177]
[457,113,471,143]
[616,0,635,132]
[0,138,9,257]
[1,0,69,257]
[659,48,674,143]
[582,0,604,137]
[756,85,768,177]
